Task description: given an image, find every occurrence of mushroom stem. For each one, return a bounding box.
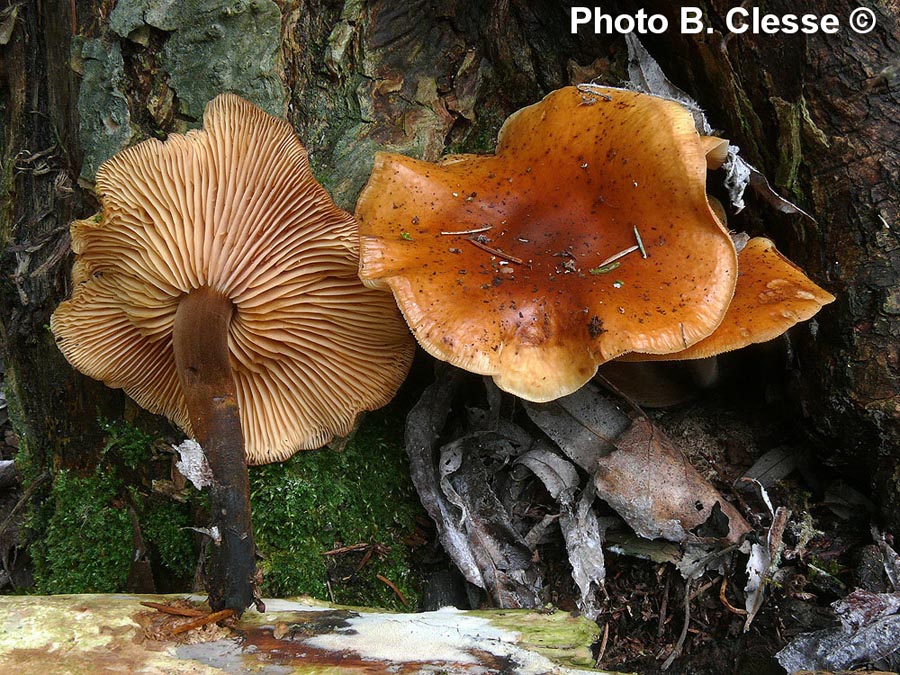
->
[173,287,256,615]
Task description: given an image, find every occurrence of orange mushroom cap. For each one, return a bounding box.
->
[620,236,835,362]
[357,86,737,402]
[52,94,414,464]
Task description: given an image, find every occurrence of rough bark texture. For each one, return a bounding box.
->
[1,0,898,536]
[0,1,119,477]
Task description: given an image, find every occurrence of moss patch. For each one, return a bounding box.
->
[30,470,132,594]
[250,414,423,610]
[28,420,200,594]
[24,414,422,607]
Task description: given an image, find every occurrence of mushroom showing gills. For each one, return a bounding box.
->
[51,94,415,614]
[356,86,738,402]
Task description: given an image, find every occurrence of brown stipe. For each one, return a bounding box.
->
[174,288,254,614]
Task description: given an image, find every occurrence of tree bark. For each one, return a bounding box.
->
[2,0,898,544]
[0,1,119,476]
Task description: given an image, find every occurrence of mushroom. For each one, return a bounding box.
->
[356,86,738,402]
[51,94,414,613]
[619,236,835,362]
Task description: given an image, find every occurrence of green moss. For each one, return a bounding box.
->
[25,413,420,605]
[99,417,155,470]
[31,471,132,594]
[27,419,199,593]
[250,414,422,610]
[138,498,195,579]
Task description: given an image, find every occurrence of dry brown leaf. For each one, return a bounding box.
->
[593,418,751,545]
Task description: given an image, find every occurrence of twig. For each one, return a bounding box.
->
[689,577,718,601]
[323,542,369,556]
[719,576,748,616]
[595,621,610,666]
[466,236,523,264]
[0,472,49,539]
[657,570,671,638]
[353,547,376,574]
[440,226,492,236]
[376,574,408,606]
[170,608,235,635]
[661,580,691,670]
[140,601,206,618]
[595,245,639,269]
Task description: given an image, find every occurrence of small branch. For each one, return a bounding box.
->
[140,601,206,618]
[323,542,370,556]
[376,574,408,606]
[171,608,235,635]
[354,547,376,575]
[657,570,671,638]
[594,622,610,666]
[661,580,692,671]
[466,236,523,264]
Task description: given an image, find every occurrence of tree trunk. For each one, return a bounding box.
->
[2,0,898,551]
[1,1,120,476]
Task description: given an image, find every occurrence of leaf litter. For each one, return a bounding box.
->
[405,366,753,626]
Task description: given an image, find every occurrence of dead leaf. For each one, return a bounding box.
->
[743,447,798,488]
[524,384,629,471]
[834,589,900,632]
[515,444,579,501]
[516,443,606,618]
[558,483,607,620]
[406,368,542,608]
[873,526,900,590]
[744,506,789,631]
[593,418,751,544]
[776,615,900,672]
